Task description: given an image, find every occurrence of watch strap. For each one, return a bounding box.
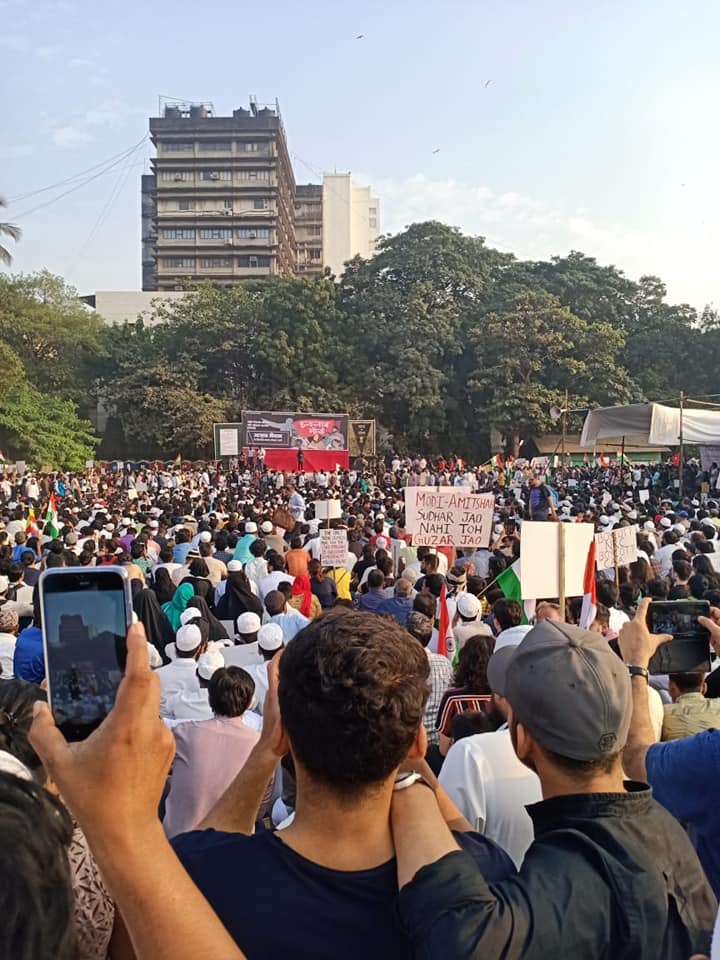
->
[627,664,650,681]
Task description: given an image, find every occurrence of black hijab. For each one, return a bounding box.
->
[133,588,174,662]
[215,570,263,621]
[186,595,229,644]
[152,567,176,606]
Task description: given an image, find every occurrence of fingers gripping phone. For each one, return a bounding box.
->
[39,567,133,741]
[646,600,712,676]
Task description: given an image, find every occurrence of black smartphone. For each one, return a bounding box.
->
[646,600,712,675]
[39,567,132,741]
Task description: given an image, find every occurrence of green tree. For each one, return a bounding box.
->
[0,271,106,411]
[467,290,636,456]
[0,197,21,266]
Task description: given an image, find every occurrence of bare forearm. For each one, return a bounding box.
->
[391,785,460,888]
[623,677,655,781]
[198,743,278,833]
[412,758,473,832]
[96,826,244,960]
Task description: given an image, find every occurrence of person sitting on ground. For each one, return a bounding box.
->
[377,577,414,626]
[264,590,310,644]
[661,671,720,741]
[285,536,311,579]
[157,623,208,719]
[164,666,265,839]
[358,569,387,613]
[392,617,716,957]
[172,610,515,960]
[453,592,493,650]
[289,574,322,620]
[308,558,338,610]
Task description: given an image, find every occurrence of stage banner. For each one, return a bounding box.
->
[241,411,349,451]
[213,422,242,459]
[349,420,376,457]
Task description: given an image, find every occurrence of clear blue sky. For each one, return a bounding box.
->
[2,0,718,307]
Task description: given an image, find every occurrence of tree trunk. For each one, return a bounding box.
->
[511,432,521,459]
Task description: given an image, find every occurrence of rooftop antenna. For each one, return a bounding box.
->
[249,94,258,116]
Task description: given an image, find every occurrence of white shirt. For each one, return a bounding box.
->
[0,633,16,679]
[608,607,630,634]
[156,658,203,719]
[494,625,533,651]
[654,543,678,577]
[257,571,295,602]
[245,661,270,714]
[439,727,542,868]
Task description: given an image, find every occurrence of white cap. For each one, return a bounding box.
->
[227,560,243,572]
[643,520,655,531]
[660,517,672,528]
[599,515,611,525]
[197,649,225,680]
[180,608,202,626]
[148,520,159,529]
[175,623,203,652]
[104,523,115,532]
[627,510,637,520]
[375,536,388,550]
[258,623,284,651]
[260,520,273,534]
[237,611,261,634]
[245,521,258,534]
[199,531,212,543]
[456,592,481,619]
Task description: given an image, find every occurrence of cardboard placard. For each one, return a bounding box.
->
[313,500,341,521]
[520,521,595,598]
[319,528,349,566]
[594,530,616,570]
[404,487,495,548]
[614,524,639,567]
[639,489,650,503]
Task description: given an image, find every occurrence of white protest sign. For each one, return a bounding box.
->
[313,500,341,521]
[319,528,348,566]
[403,487,495,548]
[594,530,616,570]
[601,491,612,507]
[614,524,638,567]
[218,428,239,457]
[639,489,650,504]
[520,521,595,598]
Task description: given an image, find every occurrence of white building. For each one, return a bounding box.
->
[321,173,380,277]
[82,290,188,326]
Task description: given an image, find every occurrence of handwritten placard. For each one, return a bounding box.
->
[404,487,495,547]
[319,528,349,566]
[595,525,638,570]
[595,530,616,570]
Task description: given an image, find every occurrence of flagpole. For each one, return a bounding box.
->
[558,523,567,622]
[679,390,685,498]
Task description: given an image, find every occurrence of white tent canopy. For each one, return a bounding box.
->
[580,402,720,447]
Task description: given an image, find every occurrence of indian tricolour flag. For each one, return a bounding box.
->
[44,494,60,539]
[496,560,536,623]
[173,454,182,469]
[579,540,598,630]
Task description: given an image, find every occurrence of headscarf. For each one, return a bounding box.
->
[215,571,262,622]
[133,588,174,662]
[162,582,194,631]
[291,575,313,618]
[153,567,176,606]
[186,596,229,644]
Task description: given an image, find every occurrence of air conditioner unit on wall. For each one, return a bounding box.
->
[210,172,220,180]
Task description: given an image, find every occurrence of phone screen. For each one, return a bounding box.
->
[41,568,130,741]
[647,600,711,675]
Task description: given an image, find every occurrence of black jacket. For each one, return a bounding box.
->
[398,784,716,959]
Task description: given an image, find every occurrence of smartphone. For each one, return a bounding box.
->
[39,567,132,741]
[646,600,712,675]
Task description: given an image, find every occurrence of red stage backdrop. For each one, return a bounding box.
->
[242,411,350,472]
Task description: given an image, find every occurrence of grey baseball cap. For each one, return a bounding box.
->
[487,619,631,762]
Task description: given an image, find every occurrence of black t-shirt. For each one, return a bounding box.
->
[173,827,514,959]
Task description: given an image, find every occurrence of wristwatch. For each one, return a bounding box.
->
[626,664,650,682]
[393,770,435,792]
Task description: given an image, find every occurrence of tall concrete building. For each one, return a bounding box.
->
[321,173,380,277]
[294,184,323,276]
[142,99,296,290]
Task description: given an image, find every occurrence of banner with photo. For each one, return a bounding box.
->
[241,411,349,451]
[349,419,376,457]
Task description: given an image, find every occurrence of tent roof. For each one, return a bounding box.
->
[528,433,668,455]
[580,402,720,447]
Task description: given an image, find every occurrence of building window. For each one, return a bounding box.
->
[310,248,321,260]
[369,207,377,215]
[236,169,269,181]
[369,217,377,228]
[199,257,232,268]
[199,228,232,240]
[178,200,194,211]
[238,254,270,267]
[161,142,193,152]
[200,170,232,181]
[162,228,195,240]
[198,141,231,151]
[237,226,270,239]
[223,199,233,209]
[160,170,193,181]
[253,199,269,209]
[240,142,259,152]
[309,225,321,235]
[163,257,195,269]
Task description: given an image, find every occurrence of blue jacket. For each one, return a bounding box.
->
[13,626,44,683]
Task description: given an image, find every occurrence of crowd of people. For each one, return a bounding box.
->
[2,453,720,959]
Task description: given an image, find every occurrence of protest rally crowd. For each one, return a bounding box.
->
[4,451,720,959]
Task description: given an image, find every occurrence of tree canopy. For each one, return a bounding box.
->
[2,221,717,463]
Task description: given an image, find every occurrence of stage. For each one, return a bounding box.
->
[264,449,350,473]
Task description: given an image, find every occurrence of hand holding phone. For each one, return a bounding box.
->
[645,600,711,675]
[40,567,132,741]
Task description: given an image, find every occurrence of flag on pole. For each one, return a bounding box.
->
[0,449,6,464]
[671,452,680,467]
[173,454,182,469]
[44,494,59,539]
[26,507,40,540]
[496,560,536,624]
[579,540,598,630]
[436,583,450,658]
[492,453,504,470]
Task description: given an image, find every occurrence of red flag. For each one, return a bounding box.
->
[671,452,680,467]
[579,540,598,629]
[437,583,449,658]
[599,453,609,468]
